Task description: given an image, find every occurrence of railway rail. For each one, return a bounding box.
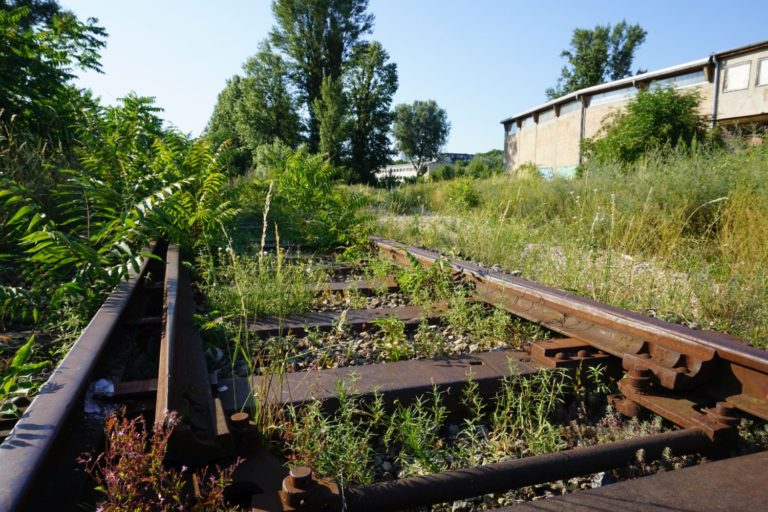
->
[1,237,767,511]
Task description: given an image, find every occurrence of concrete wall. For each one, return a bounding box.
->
[717,47,768,122]
[554,108,582,170]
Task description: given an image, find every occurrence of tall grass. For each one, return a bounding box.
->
[376,144,768,348]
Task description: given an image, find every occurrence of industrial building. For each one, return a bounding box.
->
[501,39,768,175]
[376,153,473,181]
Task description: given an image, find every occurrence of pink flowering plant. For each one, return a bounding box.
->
[81,410,240,511]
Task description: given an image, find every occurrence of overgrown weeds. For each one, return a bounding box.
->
[80,410,239,511]
[376,144,768,348]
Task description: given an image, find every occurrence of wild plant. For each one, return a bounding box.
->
[372,316,410,361]
[80,410,239,511]
[384,387,448,476]
[0,335,49,415]
[282,381,375,485]
[413,321,447,357]
[491,366,567,456]
[396,253,454,306]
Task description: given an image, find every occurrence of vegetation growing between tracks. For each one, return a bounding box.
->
[375,141,768,349]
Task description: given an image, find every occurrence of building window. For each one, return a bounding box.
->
[723,61,751,92]
[589,86,636,106]
[758,58,768,87]
[538,108,555,123]
[559,100,580,116]
[651,70,707,90]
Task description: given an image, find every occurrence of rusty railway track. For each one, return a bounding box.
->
[1,237,767,511]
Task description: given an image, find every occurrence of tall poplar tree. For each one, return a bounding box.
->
[269,0,373,150]
[346,41,398,184]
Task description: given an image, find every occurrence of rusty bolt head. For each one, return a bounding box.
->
[230,412,250,429]
[289,466,314,490]
[577,349,588,358]
[554,352,566,361]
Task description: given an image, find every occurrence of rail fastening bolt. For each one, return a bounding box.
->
[289,466,314,490]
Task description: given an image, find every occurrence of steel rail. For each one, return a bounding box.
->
[0,243,163,511]
[372,237,768,420]
[155,244,179,425]
[343,428,712,512]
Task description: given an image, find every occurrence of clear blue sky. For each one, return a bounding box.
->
[61,0,768,153]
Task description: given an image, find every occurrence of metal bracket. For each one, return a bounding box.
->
[528,338,613,369]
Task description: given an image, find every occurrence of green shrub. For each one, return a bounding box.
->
[584,87,707,164]
[269,148,369,250]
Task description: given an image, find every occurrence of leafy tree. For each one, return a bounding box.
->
[0,1,106,138]
[269,0,373,150]
[207,43,301,171]
[313,75,350,167]
[466,150,503,178]
[392,100,450,176]
[583,87,706,164]
[546,20,646,100]
[346,41,398,184]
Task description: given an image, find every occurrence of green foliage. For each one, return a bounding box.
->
[207,42,302,172]
[377,143,768,348]
[546,20,646,100]
[392,100,450,176]
[584,87,707,164]
[1,96,234,329]
[201,250,324,321]
[270,0,374,150]
[491,367,566,455]
[465,149,503,179]
[371,316,409,361]
[284,381,375,485]
[0,335,49,411]
[445,179,479,209]
[395,254,454,306]
[270,148,369,250]
[313,75,350,167]
[346,41,398,184]
[384,388,448,476]
[0,2,106,140]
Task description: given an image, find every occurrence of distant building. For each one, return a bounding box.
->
[376,153,474,182]
[501,39,768,176]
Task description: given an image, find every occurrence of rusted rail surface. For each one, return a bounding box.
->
[342,428,712,512]
[0,243,165,511]
[372,237,768,422]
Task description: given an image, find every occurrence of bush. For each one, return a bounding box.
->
[583,87,707,164]
[269,148,369,250]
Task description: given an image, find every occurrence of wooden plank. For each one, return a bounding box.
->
[247,304,442,337]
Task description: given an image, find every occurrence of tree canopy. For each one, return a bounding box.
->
[208,0,398,183]
[346,41,398,184]
[207,43,301,169]
[0,1,106,141]
[269,0,373,150]
[546,20,646,100]
[392,100,450,176]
